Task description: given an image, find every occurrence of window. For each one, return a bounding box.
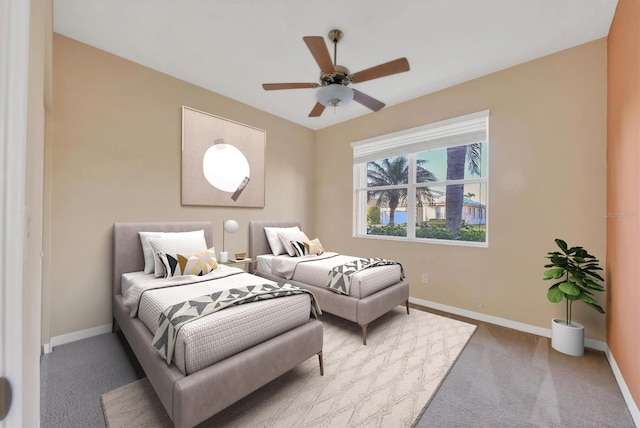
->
[352,111,489,246]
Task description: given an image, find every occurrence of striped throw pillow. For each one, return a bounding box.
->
[291,238,325,257]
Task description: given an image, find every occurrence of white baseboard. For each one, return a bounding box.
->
[606,348,640,426]
[42,343,51,355]
[409,297,607,351]
[46,323,112,352]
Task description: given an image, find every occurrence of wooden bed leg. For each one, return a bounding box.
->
[318,351,324,376]
[362,324,368,346]
[406,300,410,315]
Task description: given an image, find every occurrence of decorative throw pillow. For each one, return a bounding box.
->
[148,233,208,277]
[139,230,205,274]
[159,248,218,277]
[309,238,325,255]
[290,240,308,257]
[264,226,300,256]
[291,238,325,257]
[277,228,311,256]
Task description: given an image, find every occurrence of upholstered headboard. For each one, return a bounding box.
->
[112,222,213,296]
[248,220,302,261]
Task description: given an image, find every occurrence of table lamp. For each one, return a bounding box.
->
[219,219,239,262]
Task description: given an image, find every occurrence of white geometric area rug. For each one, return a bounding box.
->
[101,308,476,428]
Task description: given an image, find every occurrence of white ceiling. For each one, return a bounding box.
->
[54,0,617,131]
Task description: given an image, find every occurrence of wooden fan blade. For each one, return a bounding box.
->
[352,89,386,112]
[308,102,326,117]
[303,36,335,75]
[262,83,318,91]
[350,57,410,83]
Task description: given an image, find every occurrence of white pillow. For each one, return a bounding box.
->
[138,232,164,274]
[148,232,208,277]
[139,230,205,274]
[277,228,310,257]
[264,226,300,256]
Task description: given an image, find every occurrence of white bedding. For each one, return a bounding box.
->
[256,253,403,299]
[122,266,311,375]
[121,270,148,297]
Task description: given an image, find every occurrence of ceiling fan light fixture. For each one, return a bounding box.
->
[316,84,354,107]
[262,29,410,117]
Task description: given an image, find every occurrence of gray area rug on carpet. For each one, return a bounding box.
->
[101,307,476,427]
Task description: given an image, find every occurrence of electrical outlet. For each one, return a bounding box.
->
[421,273,429,284]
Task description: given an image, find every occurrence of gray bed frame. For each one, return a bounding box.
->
[248,220,410,345]
[112,222,323,428]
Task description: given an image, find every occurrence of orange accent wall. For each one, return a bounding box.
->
[607,0,640,409]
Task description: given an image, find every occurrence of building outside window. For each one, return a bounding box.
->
[352,111,489,246]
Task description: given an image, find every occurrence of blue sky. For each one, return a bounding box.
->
[417,142,487,181]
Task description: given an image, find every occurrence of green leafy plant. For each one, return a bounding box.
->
[543,239,605,325]
[367,224,407,237]
[367,206,381,225]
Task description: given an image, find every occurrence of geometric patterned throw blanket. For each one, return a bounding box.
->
[152,283,321,365]
[327,258,405,296]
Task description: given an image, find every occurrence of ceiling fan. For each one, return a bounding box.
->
[262,29,410,117]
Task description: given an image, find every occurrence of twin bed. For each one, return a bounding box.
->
[112,220,409,427]
[112,222,323,428]
[248,220,409,345]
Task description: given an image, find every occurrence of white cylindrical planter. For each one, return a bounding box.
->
[551,318,584,356]
[218,251,229,263]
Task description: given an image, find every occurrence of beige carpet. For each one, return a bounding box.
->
[101,307,476,428]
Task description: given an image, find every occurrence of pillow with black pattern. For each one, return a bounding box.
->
[159,248,218,277]
[140,230,205,275]
[291,238,325,257]
[148,233,208,277]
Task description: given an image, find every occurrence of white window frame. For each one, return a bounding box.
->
[352,110,489,247]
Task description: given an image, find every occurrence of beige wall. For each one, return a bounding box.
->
[48,35,316,338]
[315,39,608,341]
[607,0,640,409]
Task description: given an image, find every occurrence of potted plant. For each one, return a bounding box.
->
[543,239,605,356]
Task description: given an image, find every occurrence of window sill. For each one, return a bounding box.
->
[354,233,489,248]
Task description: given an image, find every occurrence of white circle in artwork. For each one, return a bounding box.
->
[202,143,250,192]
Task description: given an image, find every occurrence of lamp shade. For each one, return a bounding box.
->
[316,84,354,107]
[223,219,239,234]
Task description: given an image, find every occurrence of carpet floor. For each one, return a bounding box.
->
[416,309,635,428]
[101,307,475,427]
[40,332,144,427]
[41,306,636,428]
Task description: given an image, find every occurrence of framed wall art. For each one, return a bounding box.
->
[181,106,265,207]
